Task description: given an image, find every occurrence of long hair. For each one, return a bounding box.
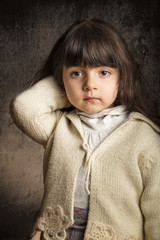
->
[30,19,160,126]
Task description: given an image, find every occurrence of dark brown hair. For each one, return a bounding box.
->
[30,19,160,126]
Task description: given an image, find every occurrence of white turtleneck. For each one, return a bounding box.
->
[74,105,129,209]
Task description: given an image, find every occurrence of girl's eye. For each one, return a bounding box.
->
[99,70,110,76]
[71,71,83,77]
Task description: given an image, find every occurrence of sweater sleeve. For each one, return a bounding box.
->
[10,76,71,146]
[140,145,160,239]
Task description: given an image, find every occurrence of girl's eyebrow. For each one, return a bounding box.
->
[64,65,118,71]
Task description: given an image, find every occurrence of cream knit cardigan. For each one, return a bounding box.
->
[10,76,160,240]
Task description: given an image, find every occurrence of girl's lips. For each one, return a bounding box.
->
[84,97,99,102]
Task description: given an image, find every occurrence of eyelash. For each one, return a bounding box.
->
[99,70,110,76]
[71,70,111,78]
[71,71,83,77]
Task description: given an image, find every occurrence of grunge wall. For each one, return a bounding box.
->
[0,0,160,238]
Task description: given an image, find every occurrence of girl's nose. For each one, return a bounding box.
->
[83,75,97,92]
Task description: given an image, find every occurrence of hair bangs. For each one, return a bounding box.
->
[63,29,118,68]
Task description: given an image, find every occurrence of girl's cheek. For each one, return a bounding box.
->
[114,85,118,96]
[114,90,118,99]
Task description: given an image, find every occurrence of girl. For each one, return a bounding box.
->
[10,19,160,240]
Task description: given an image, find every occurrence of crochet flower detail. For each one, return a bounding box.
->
[85,222,117,240]
[37,205,70,240]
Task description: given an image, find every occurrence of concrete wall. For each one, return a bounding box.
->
[0,0,160,238]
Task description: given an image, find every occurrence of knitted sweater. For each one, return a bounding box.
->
[74,106,129,207]
[10,76,160,240]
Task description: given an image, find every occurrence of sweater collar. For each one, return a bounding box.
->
[66,109,84,139]
[129,112,160,133]
[66,108,160,135]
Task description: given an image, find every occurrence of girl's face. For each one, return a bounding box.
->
[63,65,119,113]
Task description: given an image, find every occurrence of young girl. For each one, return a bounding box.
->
[10,19,160,240]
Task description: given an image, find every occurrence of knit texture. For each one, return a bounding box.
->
[10,76,160,240]
[74,105,129,208]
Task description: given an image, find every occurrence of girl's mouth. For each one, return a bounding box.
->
[84,97,98,102]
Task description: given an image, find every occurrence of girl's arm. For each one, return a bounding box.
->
[10,76,71,146]
[140,145,160,239]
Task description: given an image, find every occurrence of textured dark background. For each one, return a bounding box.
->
[0,0,160,239]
